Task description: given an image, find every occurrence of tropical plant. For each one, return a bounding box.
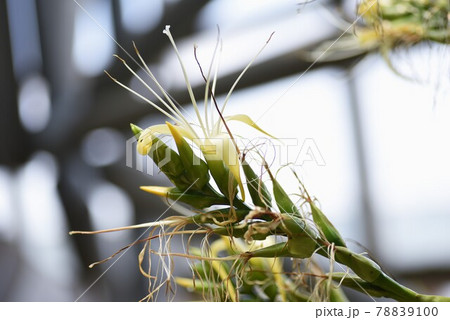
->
[71,23,450,302]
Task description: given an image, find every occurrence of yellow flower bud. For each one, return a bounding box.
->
[137,128,154,155]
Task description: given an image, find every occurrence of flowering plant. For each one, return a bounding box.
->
[71,25,450,302]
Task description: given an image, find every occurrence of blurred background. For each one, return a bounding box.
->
[1,0,450,301]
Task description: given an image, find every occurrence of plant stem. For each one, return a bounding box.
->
[320,247,450,301]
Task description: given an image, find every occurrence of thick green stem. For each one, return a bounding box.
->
[322,247,450,302]
[332,273,450,302]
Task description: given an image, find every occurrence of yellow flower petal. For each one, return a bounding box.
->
[136,124,171,155]
[140,186,169,197]
[202,134,245,201]
[223,114,276,139]
[221,135,245,201]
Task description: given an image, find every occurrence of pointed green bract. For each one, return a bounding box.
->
[204,157,236,200]
[278,214,311,237]
[130,123,143,138]
[149,137,189,188]
[242,161,272,208]
[200,136,240,201]
[219,135,245,200]
[309,201,346,247]
[166,122,210,192]
[286,235,317,259]
[140,186,230,209]
[266,169,299,214]
[130,123,192,190]
[249,239,315,259]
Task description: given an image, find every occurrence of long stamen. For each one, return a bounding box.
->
[132,43,192,129]
[105,70,180,123]
[69,219,179,235]
[153,251,240,261]
[203,28,222,135]
[210,39,222,136]
[201,45,210,134]
[194,46,240,156]
[113,54,187,125]
[163,25,207,137]
[220,32,275,114]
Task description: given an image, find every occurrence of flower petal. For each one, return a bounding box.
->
[222,114,276,139]
[166,122,210,191]
[137,124,172,155]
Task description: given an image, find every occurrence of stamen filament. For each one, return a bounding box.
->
[132,43,193,130]
[69,220,179,235]
[104,71,179,123]
[163,25,207,137]
[203,28,221,135]
[220,32,275,116]
[210,40,222,136]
